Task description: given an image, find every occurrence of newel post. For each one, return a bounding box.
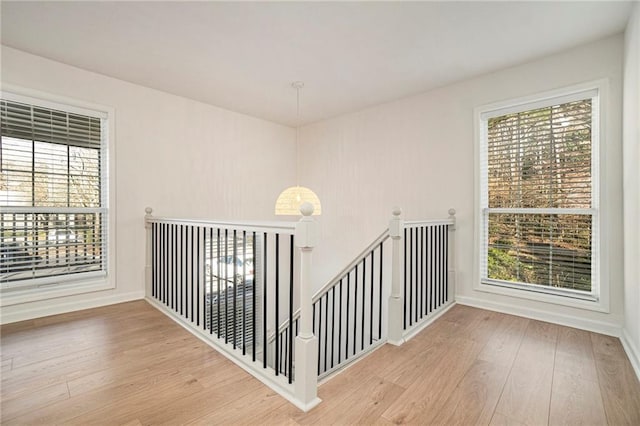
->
[294,202,321,411]
[144,207,153,298]
[387,207,404,346]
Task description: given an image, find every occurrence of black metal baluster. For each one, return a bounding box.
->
[424,226,428,318]
[324,294,329,373]
[180,225,189,319]
[369,250,374,345]
[288,235,294,383]
[169,224,173,310]
[243,231,247,354]
[173,224,177,312]
[216,228,221,338]
[438,225,444,306]
[318,294,323,375]
[275,233,279,376]
[176,225,181,315]
[209,228,214,334]
[417,225,421,321]
[338,278,343,364]
[345,273,350,360]
[168,224,171,311]
[232,230,237,347]
[252,231,257,362]
[330,286,336,369]
[224,229,229,343]
[445,225,449,303]
[420,226,424,319]
[409,227,413,326]
[197,227,202,326]
[431,225,435,313]
[353,265,358,356]
[403,228,407,330]
[263,232,268,369]
[437,225,441,309]
[426,225,431,315]
[190,226,195,322]
[378,242,383,340]
[361,257,366,351]
[163,223,167,305]
[167,224,174,309]
[152,223,156,298]
[168,224,172,310]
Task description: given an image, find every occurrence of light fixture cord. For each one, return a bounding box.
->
[295,85,300,187]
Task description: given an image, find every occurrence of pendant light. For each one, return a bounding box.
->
[274,82,322,216]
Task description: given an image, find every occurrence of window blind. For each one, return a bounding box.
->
[1,98,107,287]
[480,95,597,296]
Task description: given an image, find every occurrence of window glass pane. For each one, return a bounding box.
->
[0,169,32,206]
[488,213,592,291]
[69,146,100,207]
[1,212,105,282]
[487,99,591,209]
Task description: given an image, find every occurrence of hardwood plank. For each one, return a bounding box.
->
[64,373,207,426]
[186,386,297,426]
[135,374,261,425]
[554,327,598,383]
[477,313,529,367]
[0,381,69,422]
[380,336,486,424]
[548,370,606,426]
[295,375,405,425]
[493,320,559,426]
[1,357,12,373]
[592,334,640,425]
[430,359,510,425]
[490,411,527,426]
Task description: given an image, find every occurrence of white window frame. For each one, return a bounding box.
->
[473,80,610,313]
[0,85,116,306]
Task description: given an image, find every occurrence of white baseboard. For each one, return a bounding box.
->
[621,328,640,383]
[0,290,145,324]
[455,295,622,337]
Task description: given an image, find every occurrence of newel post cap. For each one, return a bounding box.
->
[389,206,403,238]
[295,202,317,248]
[145,207,153,228]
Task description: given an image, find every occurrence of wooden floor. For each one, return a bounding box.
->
[2,301,640,425]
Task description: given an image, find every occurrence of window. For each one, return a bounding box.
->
[478,87,600,301]
[1,94,109,291]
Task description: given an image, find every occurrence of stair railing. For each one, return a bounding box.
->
[144,205,456,411]
[144,205,321,412]
[271,207,457,380]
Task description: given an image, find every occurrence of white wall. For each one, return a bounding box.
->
[622,4,640,377]
[300,35,625,334]
[0,46,295,323]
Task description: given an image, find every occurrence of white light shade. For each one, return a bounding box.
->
[275,186,322,216]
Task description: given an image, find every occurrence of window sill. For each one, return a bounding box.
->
[0,276,115,307]
[474,280,609,313]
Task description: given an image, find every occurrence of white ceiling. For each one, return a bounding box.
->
[1,1,633,127]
